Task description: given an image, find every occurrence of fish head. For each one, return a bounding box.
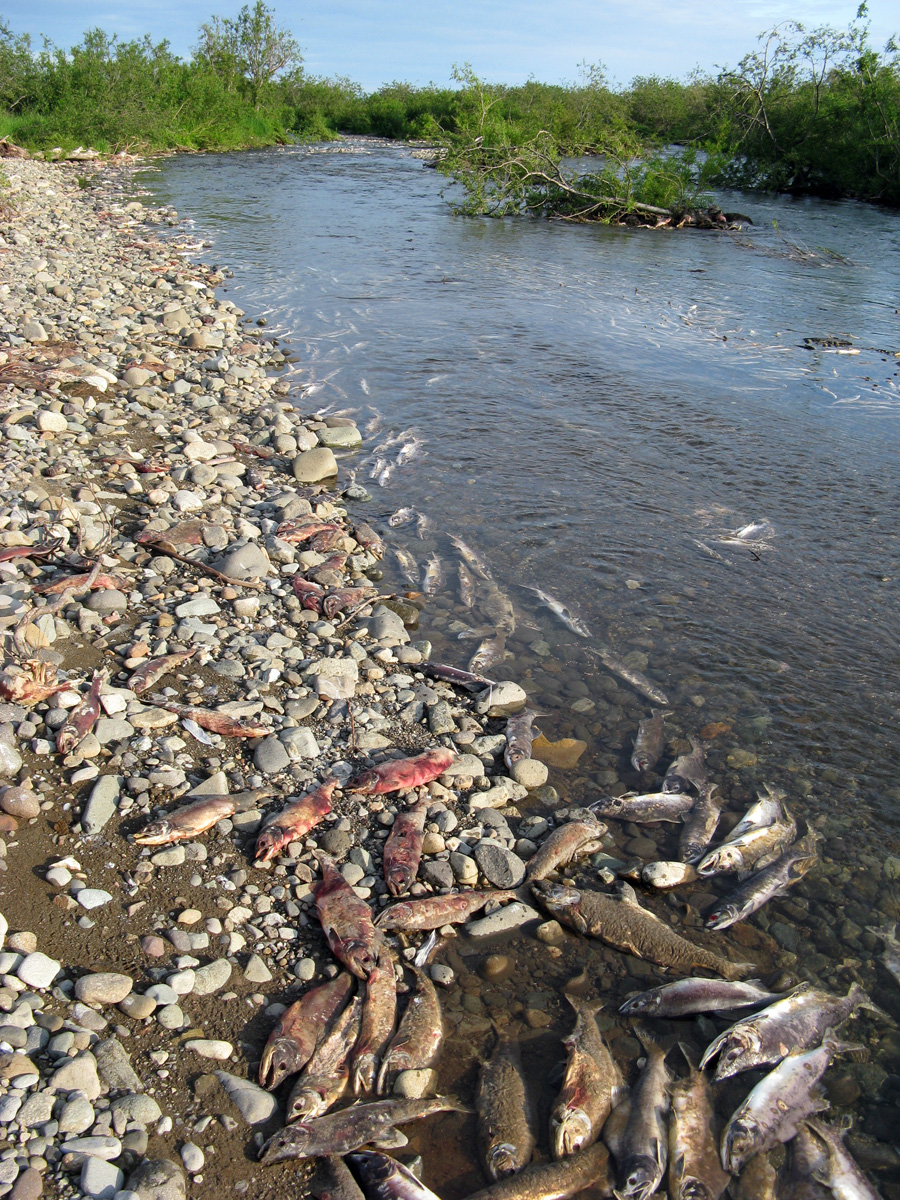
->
[681,1182,716,1200]
[259,1123,310,1164]
[532,880,582,913]
[551,1109,592,1158]
[254,828,282,863]
[714,1030,760,1079]
[488,1142,520,1179]
[615,1154,662,1200]
[132,821,174,846]
[348,942,379,978]
[722,1118,759,1175]
[618,991,660,1018]
[706,903,741,931]
[287,1086,325,1123]
[662,774,692,794]
[385,867,412,896]
[258,1037,307,1091]
[350,768,379,793]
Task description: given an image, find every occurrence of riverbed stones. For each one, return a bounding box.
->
[82,775,120,834]
[214,1071,278,1123]
[75,972,133,1005]
[126,1158,186,1200]
[16,952,60,990]
[292,447,337,482]
[473,841,525,888]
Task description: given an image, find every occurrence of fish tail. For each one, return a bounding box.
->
[721,959,755,981]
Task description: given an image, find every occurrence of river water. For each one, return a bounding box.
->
[143,141,900,1194]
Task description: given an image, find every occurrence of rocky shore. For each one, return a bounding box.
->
[0,154,571,1199]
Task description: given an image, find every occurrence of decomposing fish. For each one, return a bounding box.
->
[375,890,518,932]
[353,522,385,557]
[696,797,796,877]
[720,1034,862,1175]
[867,922,900,985]
[0,660,68,707]
[590,791,695,824]
[313,852,379,979]
[663,738,708,793]
[730,1151,778,1200]
[351,941,398,1095]
[589,648,669,705]
[134,790,273,845]
[346,1151,441,1200]
[0,537,63,562]
[394,548,419,587]
[727,785,788,841]
[389,507,416,528]
[286,994,364,1121]
[421,554,442,596]
[462,1144,612,1200]
[678,782,723,864]
[700,982,883,1080]
[525,815,608,882]
[258,972,355,1090]
[477,1032,537,1180]
[416,513,432,539]
[449,535,492,581]
[311,1155,367,1200]
[631,709,668,773]
[260,1096,469,1163]
[137,518,211,548]
[781,1122,835,1200]
[668,1047,730,1200]
[323,586,378,620]
[526,586,590,638]
[351,749,456,796]
[377,462,395,487]
[145,695,269,738]
[57,667,106,755]
[383,798,428,896]
[293,576,326,611]
[421,662,495,692]
[706,828,821,930]
[619,978,784,1020]
[641,861,698,889]
[504,709,541,772]
[34,570,128,595]
[255,779,338,862]
[469,635,506,675]
[613,1029,670,1200]
[532,881,752,980]
[484,583,516,636]
[551,997,623,1160]
[376,965,443,1094]
[458,561,477,607]
[276,518,344,545]
[802,1118,882,1200]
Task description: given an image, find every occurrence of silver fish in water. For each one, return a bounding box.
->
[421,554,442,596]
[504,708,541,771]
[631,709,668,773]
[589,647,669,705]
[526,586,591,638]
[619,977,785,1019]
[697,796,796,877]
[394,547,419,587]
[469,635,506,674]
[388,507,416,527]
[706,828,821,930]
[668,1047,730,1200]
[802,1118,883,1200]
[458,561,477,607]
[613,1030,670,1200]
[678,782,723,864]
[590,790,695,824]
[663,737,708,792]
[449,534,492,580]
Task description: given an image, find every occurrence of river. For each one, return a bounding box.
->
[142,140,900,1195]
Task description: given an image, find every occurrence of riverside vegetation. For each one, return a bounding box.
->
[1,2,900,218]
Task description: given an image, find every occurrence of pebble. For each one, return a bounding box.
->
[75,972,133,1006]
[191,959,232,995]
[214,1071,278,1124]
[9,1167,43,1200]
[472,841,526,888]
[16,953,60,990]
[179,1143,204,1174]
[467,903,542,937]
[392,1068,438,1099]
[76,889,114,910]
[81,1156,124,1198]
[242,954,273,984]
[184,1039,233,1060]
[125,1158,187,1200]
[510,758,549,788]
[0,786,40,818]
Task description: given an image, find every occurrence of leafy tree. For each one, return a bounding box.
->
[196,2,302,107]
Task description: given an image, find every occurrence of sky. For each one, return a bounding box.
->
[3,0,898,91]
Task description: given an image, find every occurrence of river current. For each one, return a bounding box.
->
[143,140,900,1194]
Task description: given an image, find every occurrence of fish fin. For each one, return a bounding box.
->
[617,881,642,906]
[634,1025,670,1060]
[848,981,894,1025]
[372,1129,409,1150]
[866,922,897,944]
[676,1041,698,1071]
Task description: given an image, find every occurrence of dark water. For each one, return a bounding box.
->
[142,141,900,1193]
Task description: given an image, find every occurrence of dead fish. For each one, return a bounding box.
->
[286,995,364,1121]
[483,583,516,636]
[477,1032,537,1180]
[590,791,695,824]
[389,507,416,528]
[351,941,398,1095]
[700,982,884,1080]
[720,1034,862,1175]
[532,881,753,981]
[730,1151,778,1200]
[458,561,477,607]
[619,978,784,1019]
[181,718,215,745]
[706,829,821,930]
[421,662,495,692]
[461,1143,612,1200]
[526,586,590,638]
[449,535,492,581]
[0,661,68,707]
[383,799,428,896]
[678,782,723,864]
[351,749,456,796]
[376,965,443,1095]
[526,815,608,881]
[421,554,442,596]
[255,779,338,862]
[57,667,106,755]
[353,522,385,557]
[696,798,796,877]
[377,462,395,487]
[34,570,128,595]
[133,790,273,845]
[311,1155,367,1200]
[376,890,518,932]
[394,547,419,586]
[663,738,708,792]
[867,922,900,985]
[614,1029,670,1200]
[780,1122,836,1200]
[396,438,425,465]
[589,647,668,705]
[313,852,379,979]
[631,709,668,773]
[416,513,432,539]
[258,972,355,1090]
[802,1118,882,1200]
[468,635,506,674]
[727,785,788,842]
[668,1047,730,1200]
[260,1096,470,1163]
[551,996,623,1160]
[292,576,326,612]
[323,586,378,621]
[641,861,698,889]
[504,708,541,772]
[346,1151,442,1200]
[145,696,269,738]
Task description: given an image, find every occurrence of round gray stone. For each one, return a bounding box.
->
[473,840,526,888]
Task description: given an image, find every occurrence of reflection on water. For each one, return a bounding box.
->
[144,141,900,1195]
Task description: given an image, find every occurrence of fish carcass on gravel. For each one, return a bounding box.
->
[706,828,821,930]
[127,647,197,693]
[532,880,753,980]
[613,1029,670,1200]
[382,798,428,896]
[550,996,623,1160]
[375,891,518,932]
[631,709,668,773]
[346,1151,442,1200]
[504,708,541,772]
[477,1032,537,1180]
[619,977,785,1019]
[720,1033,863,1175]
[351,940,399,1095]
[700,981,884,1080]
[313,852,379,979]
[285,994,364,1121]
[133,789,273,845]
[589,791,695,824]
[376,965,443,1094]
[677,782,723,864]
[461,1143,612,1200]
[258,972,355,1090]
[260,1097,470,1163]
[255,778,338,862]
[525,815,608,881]
[56,666,106,754]
[667,1048,731,1200]
[351,748,456,795]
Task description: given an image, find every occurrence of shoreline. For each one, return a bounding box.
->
[0,153,559,1197]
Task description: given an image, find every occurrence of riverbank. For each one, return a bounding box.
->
[0,153,568,1199]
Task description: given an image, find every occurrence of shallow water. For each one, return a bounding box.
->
[143,142,900,1194]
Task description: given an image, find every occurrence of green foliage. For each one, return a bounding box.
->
[195,1,302,109]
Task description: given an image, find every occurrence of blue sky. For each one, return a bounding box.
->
[3,1,897,91]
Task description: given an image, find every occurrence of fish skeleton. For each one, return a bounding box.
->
[532,880,753,980]
[619,977,785,1019]
[631,709,668,773]
[589,648,669,705]
[551,996,623,1160]
[526,586,590,638]
[526,816,608,881]
[706,828,821,930]
[477,1032,537,1180]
